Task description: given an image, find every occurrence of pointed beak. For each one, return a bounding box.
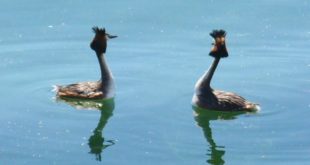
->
[106,34,118,39]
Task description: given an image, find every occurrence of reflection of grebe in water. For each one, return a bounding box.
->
[193,106,245,165]
[55,27,117,99]
[193,30,259,112]
[57,97,115,161]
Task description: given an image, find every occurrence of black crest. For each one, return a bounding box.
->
[90,26,107,54]
[209,29,228,58]
[92,27,106,35]
[209,29,226,39]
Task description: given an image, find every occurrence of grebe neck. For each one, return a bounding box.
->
[97,53,113,84]
[196,57,221,90]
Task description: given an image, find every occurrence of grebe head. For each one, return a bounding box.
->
[90,27,117,54]
[209,29,228,58]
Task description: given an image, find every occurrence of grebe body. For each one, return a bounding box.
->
[193,30,258,112]
[56,27,117,99]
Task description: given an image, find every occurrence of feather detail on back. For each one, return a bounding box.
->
[194,89,258,112]
[56,82,105,99]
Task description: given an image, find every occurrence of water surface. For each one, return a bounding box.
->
[1,0,310,164]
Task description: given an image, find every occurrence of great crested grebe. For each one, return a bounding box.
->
[192,29,258,112]
[56,27,117,99]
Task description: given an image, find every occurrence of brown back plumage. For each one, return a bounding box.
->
[56,82,105,99]
[195,89,258,112]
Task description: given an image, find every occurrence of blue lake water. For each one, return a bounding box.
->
[1,0,310,164]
